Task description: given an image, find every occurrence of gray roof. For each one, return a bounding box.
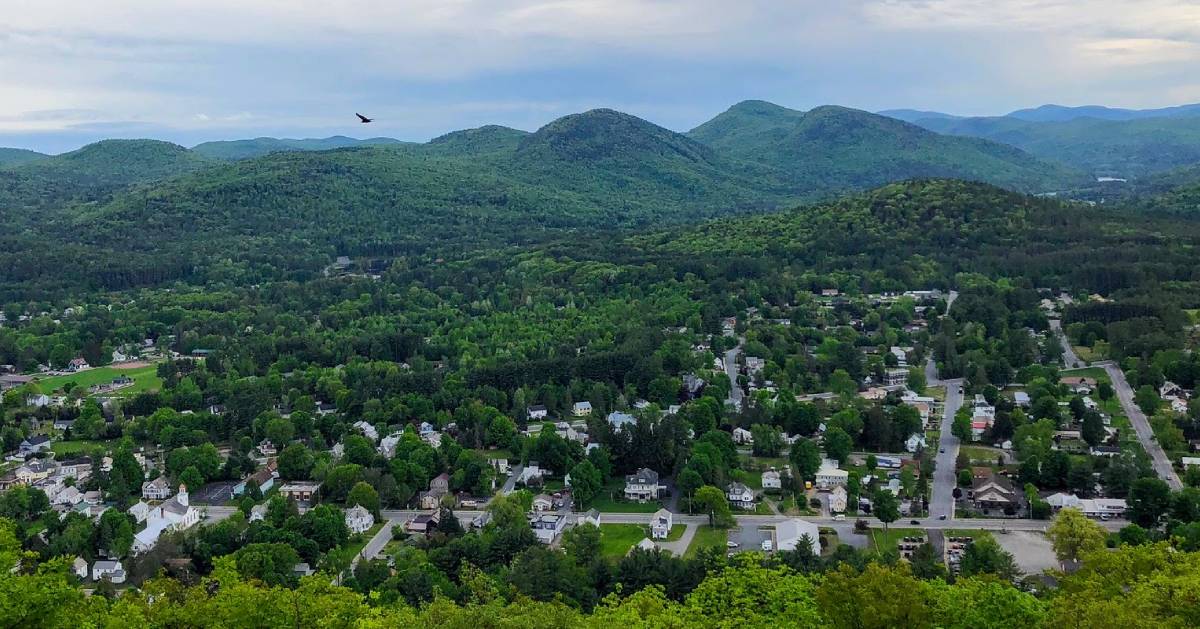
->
[626,468,659,485]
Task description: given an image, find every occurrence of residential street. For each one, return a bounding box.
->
[1102,361,1183,489]
[352,517,398,569]
[930,378,964,520]
[1049,319,1084,368]
[724,340,744,411]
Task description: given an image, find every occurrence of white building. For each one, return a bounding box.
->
[828,486,848,513]
[92,560,125,584]
[651,508,673,539]
[624,468,661,502]
[762,469,782,490]
[378,432,403,458]
[815,459,849,489]
[772,519,820,555]
[132,485,200,554]
[352,420,379,442]
[607,411,636,430]
[530,513,567,544]
[127,500,151,523]
[732,427,754,445]
[905,433,927,453]
[727,482,755,509]
[345,504,375,534]
[141,476,172,501]
[572,401,592,416]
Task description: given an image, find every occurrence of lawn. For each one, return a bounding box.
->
[1073,343,1108,363]
[927,387,946,403]
[342,523,386,561]
[663,524,686,542]
[869,527,924,553]
[34,365,162,398]
[599,523,650,558]
[1059,366,1109,381]
[959,446,1004,465]
[685,525,729,558]
[51,439,115,457]
[730,468,764,490]
[590,481,665,513]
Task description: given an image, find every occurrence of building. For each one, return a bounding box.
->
[92,560,126,584]
[344,504,375,534]
[278,481,322,502]
[905,433,927,453]
[682,374,706,400]
[72,557,89,580]
[132,485,200,554]
[16,459,55,484]
[18,435,51,457]
[624,468,662,503]
[1014,392,1031,407]
[352,420,379,442]
[762,469,782,490]
[607,411,636,430]
[233,462,277,497]
[572,401,593,416]
[378,432,403,458]
[420,473,451,509]
[773,519,820,555]
[727,482,755,509]
[406,513,437,535]
[883,368,909,387]
[828,486,848,513]
[731,427,753,445]
[142,476,173,501]
[57,457,91,480]
[579,509,601,528]
[650,508,673,539]
[815,459,849,489]
[532,494,554,511]
[127,500,151,523]
[489,458,510,475]
[66,357,90,372]
[527,405,549,420]
[530,513,568,544]
[969,473,1019,513]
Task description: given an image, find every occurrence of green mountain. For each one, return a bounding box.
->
[424,125,529,157]
[11,139,213,189]
[191,136,407,160]
[910,115,1200,177]
[689,102,1086,193]
[0,147,48,167]
[1006,102,1200,122]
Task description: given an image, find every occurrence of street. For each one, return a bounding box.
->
[1102,361,1183,489]
[724,340,744,410]
[1049,319,1084,368]
[930,377,964,520]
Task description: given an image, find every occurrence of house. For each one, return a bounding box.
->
[249,503,269,522]
[572,401,593,416]
[890,346,910,367]
[1045,492,1082,511]
[762,469,782,490]
[1014,392,1031,407]
[731,427,754,445]
[532,494,554,512]
[234,462,277,497]
[527,405,549,420]
[905,433,927,453]
[16,459,55,483]
[579,509,601,527]
[1183,457,1200,469]
[92,560,125,584]
[727,482,755,509]
[345,504,375,534]
[828,486,848,513]
[378,432,403,458]
[128,500,151,523]
[352,421,379,442]
[57,457,91,480]
[406,513,437,535]
[607,411,636,430]
[0,373,33,391]
[257,440,277,457]
[651,508,673,539]
[489,458,510,475]
[66,357,90,373]
[970,473,1019,513]
[18,435,51,457]
[516,463,543,486]
[1161,381,1186,399]
[54,486,84,507]
[860,387,889,401]
[142,476,173,501]
[883,369,909,387]
[1079,498,1127,519]
[682,374,706,399]
[420,473,451,509]
[132,485,200,554]
[293,563,315,578]
[25,393,51,407]
[72,557,89,580]
[530,513,568,544]
[773,519,820,555]
[624,468,662,502]
[815,459,849,489]
[633,538,658,553]
[278,481,321,502]
[1061,376,1097,394]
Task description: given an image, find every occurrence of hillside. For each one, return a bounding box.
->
[1006,102,1200,122]
[910,115,1200,177]
[10,139,214,189]
[0,147,48,166]
[191,136,407,160]
[424,125,529,157]
[689,103,1085,193]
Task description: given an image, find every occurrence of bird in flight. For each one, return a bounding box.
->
[356,113,373,123]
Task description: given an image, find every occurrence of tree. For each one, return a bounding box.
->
[823,427,852,465]
[345,481,381,518]
[959,536,1018,581]
[872,488,900,531]
[951,412,972,442]
[909,542,947,580]
[1047,507,1107,568]
[1134,385,1160,415]
[1117,524,1149,546]
[96,509,133,558]
[1097,381,1114,403]
[277,443,314,480]
[694,485,734,528]
[234,543,301,587]
[179,466,204,491]
[957,469,972,487]
[561,522,602,563]
[568,460,602,508]
[750,423,783,457]
[676,468,703,511]
[789,438,822,482]
[829,369,857,398]
[1127,477,1171,527]
[1081,410,1104,448]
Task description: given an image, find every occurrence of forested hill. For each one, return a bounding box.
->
[0,147,47,166]
[687,102,1086,193]
[191,136,408,160]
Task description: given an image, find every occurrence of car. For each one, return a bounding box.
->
[939,448,945,453]
[832,514,846,521]
[761,540,774,551]
[726,540,739,548]
[938,514,947,520]
[910,519,920,525]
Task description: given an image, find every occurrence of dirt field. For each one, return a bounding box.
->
[995,531,1059,574]
[113,361,153,369]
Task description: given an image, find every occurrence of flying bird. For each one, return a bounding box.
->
[356,113,373,123]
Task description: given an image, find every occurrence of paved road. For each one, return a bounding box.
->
[352,517,399,569]
[930,379,964,520]
[724,340,744,411]
[1049,319,1084,368]
[1102,361,1182,489]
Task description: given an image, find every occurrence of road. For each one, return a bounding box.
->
[724,341,744,411]
[1102,361,1183,489]
[1049,319,1084,368]
[930,378,964,520]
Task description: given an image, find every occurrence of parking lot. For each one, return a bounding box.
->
[189,481,236,505]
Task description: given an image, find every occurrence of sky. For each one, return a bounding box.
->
[3,0,1200,153]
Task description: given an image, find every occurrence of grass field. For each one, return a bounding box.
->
[685,525,729,558]
[869,527,923,553]
[50,439,115,457]
[599,523,650,557]
[1059,366,1109,380]
[960,446,1004,465]
[591,481,665,513]
[663,524,685,542]
[34,364,162,397]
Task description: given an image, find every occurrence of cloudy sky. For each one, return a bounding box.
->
[3,0,1200,152]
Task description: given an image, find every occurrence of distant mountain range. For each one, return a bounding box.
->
[880,102,1200,123]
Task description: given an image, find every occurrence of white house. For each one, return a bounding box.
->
[732,427,754,445]
[828,486,848,513]
[53,486,83,507]
[532,494,554,512]
[516,464,543,486]
[249,503,269,522]
[66,357,90,373]
[579,509,601,527]
[72,557,89,580]
[378,432,403,458]
[141,476,172,501]
[127,500,151,523]
[1014,392,1031,407]
[762,469,782,490]
[91,560,125,584]
[132,485,200,554]
[530,513,568,544]
[345,504,375,534]
[651,508,673,539]
[527,405,549,420]
[905,433,927,453]
[489,458,510,475]
[607,411,636,430]
[773,519,820,555]
[815,459,849,489]
[572,401,593,416]
[727,482,755,509]
[352,421,379,442]
[624,468,661,502]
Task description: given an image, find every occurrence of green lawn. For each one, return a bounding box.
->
[685,525,729,558]
[51,440,114,457]
[960,446,1004,465]
[342,523,386,561]
[1059,366,1109,381]
[663,524,686,542]
[869,527,923,553]
[927,387,946,403]
[599,524,650,558]
[590,481,665,513]
[33,365,162,398]
[731,468,764,490]
[753,501,773,515]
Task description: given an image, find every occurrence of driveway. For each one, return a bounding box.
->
[656,522,698,555]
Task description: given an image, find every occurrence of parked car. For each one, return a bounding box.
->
[832,514,846,521]
[726,540,739,548]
